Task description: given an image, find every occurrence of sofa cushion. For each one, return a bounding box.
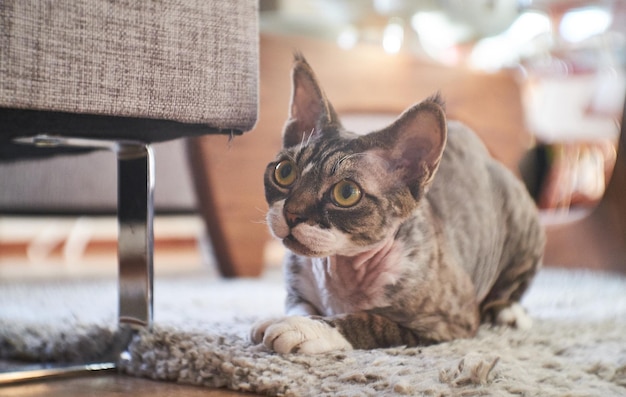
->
[0,0,258,136]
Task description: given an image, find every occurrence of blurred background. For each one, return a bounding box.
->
[261,0,625,209]
[1,0,625,277]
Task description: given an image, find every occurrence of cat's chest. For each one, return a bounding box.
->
[295,241,405,315]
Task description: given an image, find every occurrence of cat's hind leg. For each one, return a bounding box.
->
[479,255,542,330]
[493,302,533,330]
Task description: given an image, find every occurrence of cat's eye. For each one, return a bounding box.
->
[331,180,362,207]
[274,159,297,187]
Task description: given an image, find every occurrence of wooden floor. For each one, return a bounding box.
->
[1,373,257,397]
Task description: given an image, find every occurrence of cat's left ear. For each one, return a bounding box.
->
[366,95,447,199]
[282,53,341,148]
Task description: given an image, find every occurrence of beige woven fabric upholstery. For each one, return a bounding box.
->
[1,0,258,131]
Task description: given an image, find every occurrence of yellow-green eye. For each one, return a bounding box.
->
[331,180,362,207]
[274,159,297,187]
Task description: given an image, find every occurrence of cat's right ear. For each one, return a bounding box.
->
[365,95,447,200]
[282,53,340,148]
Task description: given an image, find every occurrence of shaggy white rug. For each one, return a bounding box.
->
[1,267,626,396]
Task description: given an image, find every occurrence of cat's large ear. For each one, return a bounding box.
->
[282,53,341,148]
[365,94,447,199]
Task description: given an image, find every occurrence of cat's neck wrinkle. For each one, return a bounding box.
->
[331,237,401,286]
[307,237,404,314]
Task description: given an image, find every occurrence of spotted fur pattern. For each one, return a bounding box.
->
[251,54,545,354]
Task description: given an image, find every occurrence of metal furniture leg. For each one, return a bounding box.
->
[117,142,155,330]
[0,136,154,384]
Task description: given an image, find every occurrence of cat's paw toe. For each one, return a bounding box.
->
[260,316,353,354]
[495,303,532,330]
[250,317,282,345]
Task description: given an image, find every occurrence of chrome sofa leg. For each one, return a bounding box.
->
[2,136,155,384]
[117,143,155,330]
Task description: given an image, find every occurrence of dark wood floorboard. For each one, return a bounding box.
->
[0,374,256,397]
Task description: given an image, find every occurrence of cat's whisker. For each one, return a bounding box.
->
[299,130,307,151]
[254,206,268,215]
[297,129,316,152]
[251,207,270,225]
[306,128,315,146]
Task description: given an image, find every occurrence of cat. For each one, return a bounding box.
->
[250,53,545,354]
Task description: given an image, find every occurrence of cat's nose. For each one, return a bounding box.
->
[285,210,306,227]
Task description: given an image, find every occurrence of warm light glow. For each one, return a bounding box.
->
[507,11,551,44]
[382,20,404,54]
[373,0,394,14]
[560,7,612,43]
[337,25,358,50]
[411,11,470,64]
[411,11,459,50]
[469,11,551,71]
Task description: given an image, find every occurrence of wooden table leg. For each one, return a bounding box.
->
[187,135,270,278]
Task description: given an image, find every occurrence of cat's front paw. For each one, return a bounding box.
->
[250,317,280,345]
[250,316,353,354]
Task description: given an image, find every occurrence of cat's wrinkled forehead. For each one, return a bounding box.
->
[283,132,366,172]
